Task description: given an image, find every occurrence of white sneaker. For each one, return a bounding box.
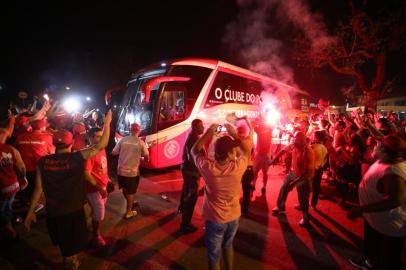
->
[124,210,138,219]
[299,216,309,227]
[272,207,285,214]
[348,257,373,270]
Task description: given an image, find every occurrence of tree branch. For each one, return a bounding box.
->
[371,53,386,92]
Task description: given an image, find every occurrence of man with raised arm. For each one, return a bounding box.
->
[191,121,252,270]
[24,110,112,270]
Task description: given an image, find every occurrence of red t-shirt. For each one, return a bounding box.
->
[254,122,272,154]
[85,150,110,193]
[0,144,19,199]
[72,123,87,151]
[15,130,54,172]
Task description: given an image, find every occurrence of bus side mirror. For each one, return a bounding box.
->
[141,76,190,104]
[105,85,125,106]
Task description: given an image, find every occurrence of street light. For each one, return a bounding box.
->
[63,97,81,113]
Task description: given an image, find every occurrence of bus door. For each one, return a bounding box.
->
[156,85,188,168]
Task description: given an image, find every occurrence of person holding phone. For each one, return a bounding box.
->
[191,122,252,270]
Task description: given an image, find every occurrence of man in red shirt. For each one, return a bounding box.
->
[0,122,28,240]
[24,110,112,269]
[85,127,112,247]
[253,117,273,195]
[15,119,54,207]
[271,132,315,226]
[72,113,87,151]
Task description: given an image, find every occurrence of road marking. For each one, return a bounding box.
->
[152,178,183,184]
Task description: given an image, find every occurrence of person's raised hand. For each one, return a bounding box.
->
[104,109,113,125]
[224,123,237,136]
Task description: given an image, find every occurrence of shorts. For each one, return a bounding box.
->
[205,219,239,264]
[86,192,107,221]
[254,153,270,172]
[117,175,140,195]
[0,195,15,224]
[46,208,88,257]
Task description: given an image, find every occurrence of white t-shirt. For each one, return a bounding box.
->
[112,135,149,177]
[359,160,406,237]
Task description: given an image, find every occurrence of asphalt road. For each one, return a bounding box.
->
[0,165,363,270]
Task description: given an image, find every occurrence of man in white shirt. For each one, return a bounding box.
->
[112,123,149,219]
[348,135,406,270]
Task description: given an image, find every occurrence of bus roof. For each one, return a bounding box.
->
[132,58,309,96]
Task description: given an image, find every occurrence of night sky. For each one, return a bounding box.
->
[1,0,405,106]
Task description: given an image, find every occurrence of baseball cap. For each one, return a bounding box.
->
[214,135,241,161]
[130,123,141,132]
[382,135,406,153]
[31,119,47,130]
[53,129,73,148]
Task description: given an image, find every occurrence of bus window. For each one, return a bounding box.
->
[158,89,185,130]
[291,93,310,112]
[166,65,212,101]
[164,66,212,120]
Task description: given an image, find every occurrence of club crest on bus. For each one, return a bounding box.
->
[164,140,180,159]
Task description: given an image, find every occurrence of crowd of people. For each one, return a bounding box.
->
[177,108,406,270]
[0,92,406,270]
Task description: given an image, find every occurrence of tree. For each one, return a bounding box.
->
[295,0,405,110]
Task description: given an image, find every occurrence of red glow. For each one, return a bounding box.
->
[263,103,281,126]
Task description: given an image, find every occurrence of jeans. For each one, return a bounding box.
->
[277,172,310,213]
[364,220,404,269]
[180,170,200,227]
[311,167,324,206]
[205,219,239,264]
[0,194,16,224]
[241,166,254,214]
[86,192,107,221]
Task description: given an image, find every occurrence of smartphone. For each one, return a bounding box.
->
[216,125,227,133]
[43,94,49,101]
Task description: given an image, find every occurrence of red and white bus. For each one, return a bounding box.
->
[113,58,309,168]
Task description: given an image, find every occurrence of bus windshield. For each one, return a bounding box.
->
[116,64,213,136]
[116,69,166,136]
